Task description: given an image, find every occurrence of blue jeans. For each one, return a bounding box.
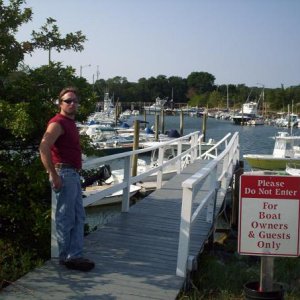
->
[53,168,85,261]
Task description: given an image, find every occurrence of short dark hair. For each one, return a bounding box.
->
[59,86,79,103]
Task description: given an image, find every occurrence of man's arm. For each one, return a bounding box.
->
[39,122,63,190]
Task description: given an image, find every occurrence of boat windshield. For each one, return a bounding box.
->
[273,136,300,158]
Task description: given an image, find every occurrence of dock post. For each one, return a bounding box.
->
[206,167,219,250]
[122,156,131,212]
[260,256,275,292]
[161,108,165,134]
[202,111,207,142]
[132,120,140,177]
[115,105,118,126]
[155,114,159,141]
[241,105,244,125]
[180,110,184,136]
[231,160,244,228]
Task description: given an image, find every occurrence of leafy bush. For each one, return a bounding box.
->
[0,152,51,289]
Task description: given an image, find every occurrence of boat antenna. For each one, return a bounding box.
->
[246,88,253,103]
[287,104,292,136]
[291,101,294,136]
[226,84,229,110]
[256,86,264,109]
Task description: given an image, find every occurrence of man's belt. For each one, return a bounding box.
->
[55,163,79,172]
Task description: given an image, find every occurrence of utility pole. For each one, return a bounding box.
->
[80,64,91,77]
[96,65,100,81]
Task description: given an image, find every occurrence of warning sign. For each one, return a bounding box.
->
[238,175,300,257]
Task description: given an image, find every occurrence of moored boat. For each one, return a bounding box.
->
[243,132,300,170]
[232,87,264,125]
[144,97,167,113]
[81,165,141,207]
[232,101,259,125]
[246,116,264,126]
[83,184,141,207]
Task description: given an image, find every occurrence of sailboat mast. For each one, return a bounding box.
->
[226,85,229,110]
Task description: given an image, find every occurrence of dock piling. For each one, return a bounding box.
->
[155,114,159,141]
[180,110,184,136]
[132,120,140,177]
[161,108,165,134]
[202,112,207,142]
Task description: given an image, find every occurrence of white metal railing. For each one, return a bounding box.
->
[176,132,239,277]
[51,131,203,257]
[82,130,203,205]
[200,132,232,160]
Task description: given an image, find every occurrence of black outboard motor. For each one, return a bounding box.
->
[81,165,112,189]
[167,129,181,138]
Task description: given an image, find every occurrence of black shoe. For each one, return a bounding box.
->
[64,257,95,271]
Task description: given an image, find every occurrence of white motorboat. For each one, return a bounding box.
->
[232,101,259,125]
[82,167,141,207]
[246,116,264,126]
[232,87,264,125]
[88,92,120,126]
[112,143,191,183]
[244,132,300,170]
[84,124,117,142]
[83,183,141,207]
[144,97,167,113]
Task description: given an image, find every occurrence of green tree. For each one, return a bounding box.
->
[188,93,208,107]
[136,77,150,102]
[234,84,251,108]
[208,90,223,108]
[187,71,215,97]
[0,1,95,286]
[31,17,87,65]
[168,76,187,103]
[0,0,33,76]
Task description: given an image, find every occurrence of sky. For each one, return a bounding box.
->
[14,0,300,89]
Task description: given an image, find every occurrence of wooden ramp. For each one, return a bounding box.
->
[2,159,228,300]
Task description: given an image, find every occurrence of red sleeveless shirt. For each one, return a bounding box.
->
[48,114,82,169]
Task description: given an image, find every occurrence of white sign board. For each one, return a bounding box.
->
[238,175,300,257]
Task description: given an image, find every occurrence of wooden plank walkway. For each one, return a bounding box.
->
[1,159,228,300]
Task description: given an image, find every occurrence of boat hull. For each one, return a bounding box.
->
[83,185,141,207]
[286,162,300,175]
[232,115,256,125]
[244,154,300,170]
[247,118,264,125]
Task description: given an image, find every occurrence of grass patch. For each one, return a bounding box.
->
[177,232,300,299]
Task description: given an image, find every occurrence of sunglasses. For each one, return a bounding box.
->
[62,98,78,104]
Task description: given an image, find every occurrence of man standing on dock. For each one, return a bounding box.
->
[39,86,94,271]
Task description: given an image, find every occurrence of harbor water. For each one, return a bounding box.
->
[85,114,300,230]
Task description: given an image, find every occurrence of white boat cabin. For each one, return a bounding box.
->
[273,132,300,158]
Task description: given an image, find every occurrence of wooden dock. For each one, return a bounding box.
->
[1,158,231,300]
[2,131,240,300]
